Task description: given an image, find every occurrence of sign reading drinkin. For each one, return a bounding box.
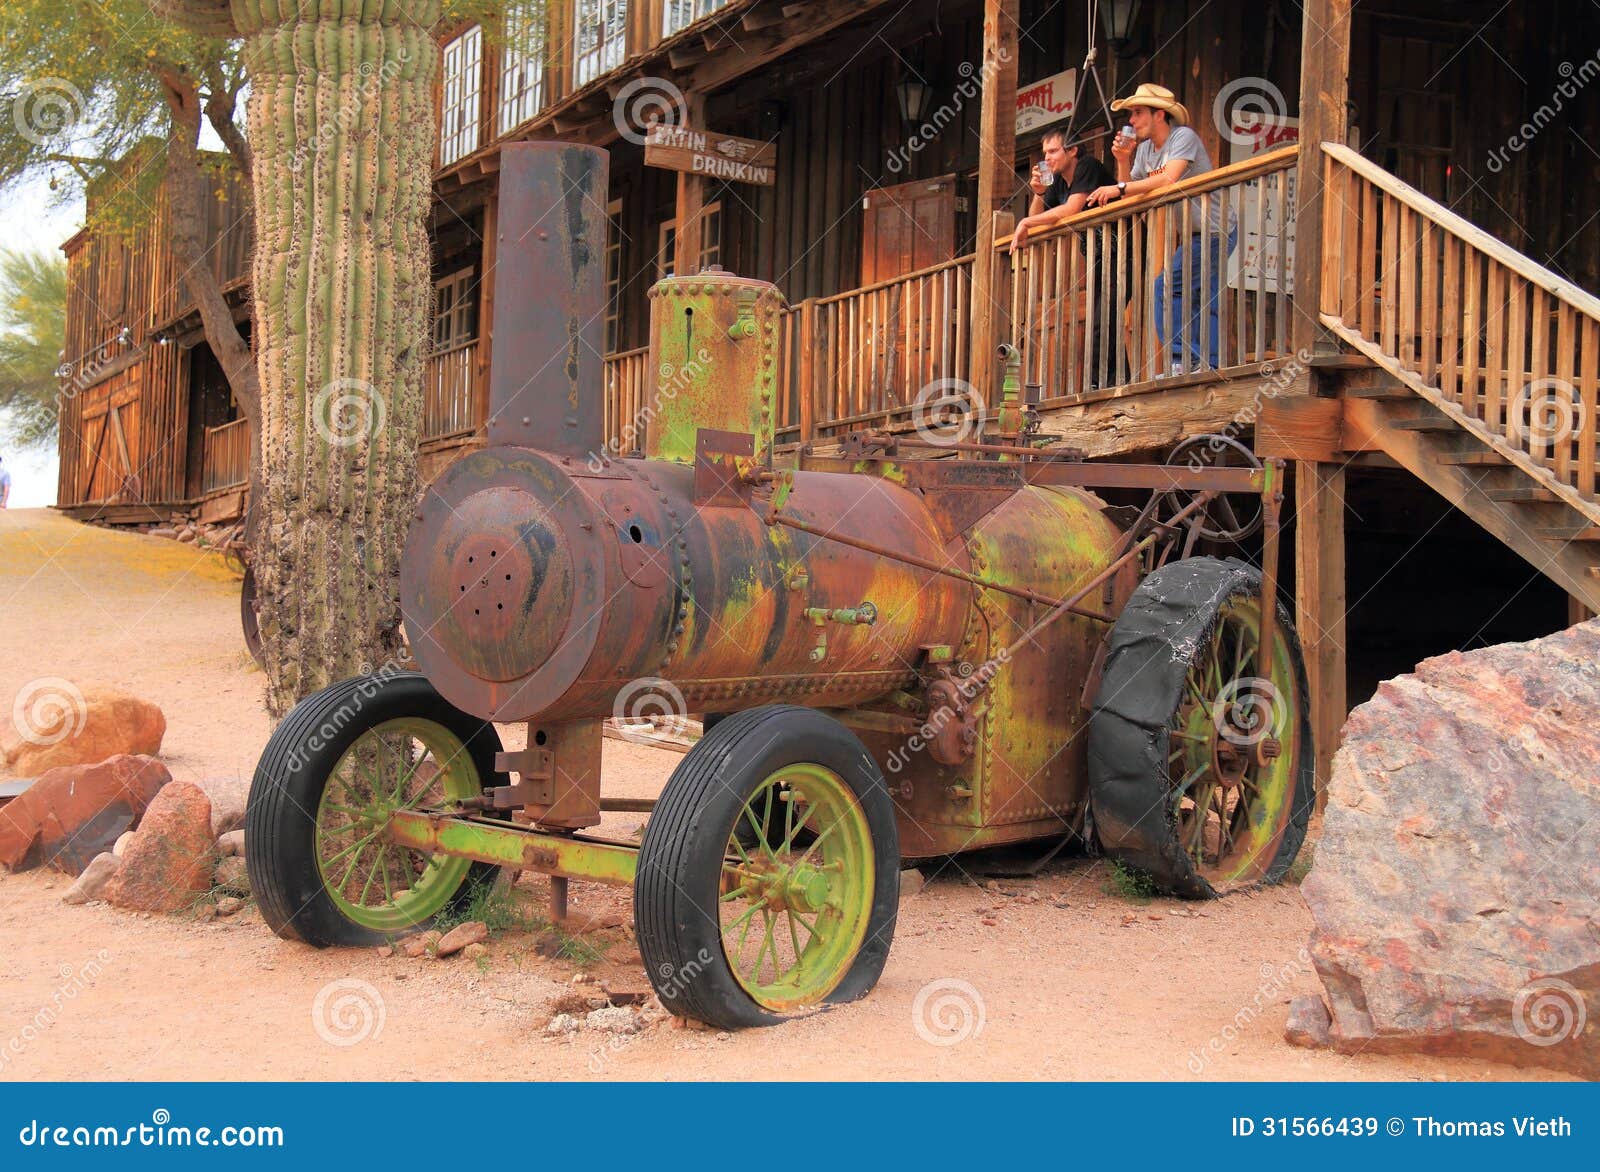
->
[644,123,778,186]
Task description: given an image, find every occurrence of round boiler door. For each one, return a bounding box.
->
[427,486,575,683]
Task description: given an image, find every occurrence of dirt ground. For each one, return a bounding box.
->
[0,508,1552,1081]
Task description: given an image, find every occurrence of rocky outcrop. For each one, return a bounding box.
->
[3,687,166,775]
[0,755,171,873]
[1301,620,1600,1077]
[102,781,216,913]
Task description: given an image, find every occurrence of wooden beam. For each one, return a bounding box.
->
[1292,0,1352,353]
[672,93,708,276]
[476,195,498,436]
[1294,460,1347,812]
[1255,395,1345,462]
[967,0,1019,407]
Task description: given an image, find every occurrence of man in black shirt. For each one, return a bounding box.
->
[1010,128,1113,252]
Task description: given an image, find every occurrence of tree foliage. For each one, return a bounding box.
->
[0,247,65,451]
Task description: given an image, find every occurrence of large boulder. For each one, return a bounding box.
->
[0,755,172,874]
[102,780,216,913]
[4,685,165,775]
[1302,620,1600,1076]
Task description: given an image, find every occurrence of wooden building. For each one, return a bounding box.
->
[56,0,1600,780]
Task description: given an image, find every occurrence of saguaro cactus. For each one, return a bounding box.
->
[152,1,442,715]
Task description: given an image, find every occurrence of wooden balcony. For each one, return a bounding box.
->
[423,340,480,443]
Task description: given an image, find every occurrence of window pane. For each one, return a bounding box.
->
[440,26,483,164]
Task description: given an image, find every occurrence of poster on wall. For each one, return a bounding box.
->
[1226,113,1298,294]
[1016,69,1077,135]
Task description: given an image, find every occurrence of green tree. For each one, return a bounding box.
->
[0,248,66,450]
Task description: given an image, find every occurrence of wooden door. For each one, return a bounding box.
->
[861,174,960,285]
[78,374,143,503]
[859,175,961,399]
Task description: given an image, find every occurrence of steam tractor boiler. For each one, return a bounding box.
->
[247,143,1313,1029]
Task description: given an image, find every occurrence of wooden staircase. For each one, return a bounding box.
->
[1317,143,1600,614]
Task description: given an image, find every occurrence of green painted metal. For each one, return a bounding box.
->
[314,717,480,932]
[718,763,874,1012]
[384,808,639,886]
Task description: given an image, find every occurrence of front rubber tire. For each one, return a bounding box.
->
[634,705,900,1029]
[246,672,505,947]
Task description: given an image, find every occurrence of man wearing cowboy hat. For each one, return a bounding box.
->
[1087,83,1237,374]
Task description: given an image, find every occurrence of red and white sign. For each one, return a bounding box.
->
[1015,69,1076,135]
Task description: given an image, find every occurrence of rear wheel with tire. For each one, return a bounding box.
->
[634,705,899,1029]
[246,672,505,946]
[1088,557,1314,898]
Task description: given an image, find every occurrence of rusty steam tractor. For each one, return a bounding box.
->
[247,144,1314,1028]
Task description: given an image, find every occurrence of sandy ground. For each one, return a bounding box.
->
[0,508,1553,1082]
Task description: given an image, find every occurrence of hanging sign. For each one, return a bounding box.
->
[1015,68,1077,134]
[644,124,777,186]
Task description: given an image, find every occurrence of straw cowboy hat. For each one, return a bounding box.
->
[1110,83,1190,126]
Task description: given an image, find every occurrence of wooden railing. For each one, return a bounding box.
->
[603,345,651,455]
[1002,145,1299,400]
[423,340,479,442]
[787,256,976,436]
[1320,141,1600,508]
[201,417,249,494]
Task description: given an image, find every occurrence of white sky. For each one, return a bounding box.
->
[1,173,83,509]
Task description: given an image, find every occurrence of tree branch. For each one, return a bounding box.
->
[202,63,252,182]
[145,0,237,38]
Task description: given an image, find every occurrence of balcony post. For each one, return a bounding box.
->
[967,0,1019,410]
[673,92,708,276]
[1293,0,1352,355]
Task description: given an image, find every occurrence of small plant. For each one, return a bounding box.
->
[1104,859,1158,903]
[435,875,542,936]
[555,932,607,967]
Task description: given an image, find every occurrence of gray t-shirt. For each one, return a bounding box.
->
[1131,125,1233,235]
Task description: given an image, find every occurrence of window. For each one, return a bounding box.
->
[662,0,730,37]
[605,199,625,353]
[574,0,628,87]
[433,269,478,351]
[440,25,484,165]
[497,3,546,134]
[656,200,722,280]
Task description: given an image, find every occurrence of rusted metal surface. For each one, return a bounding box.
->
[487,143,608,455]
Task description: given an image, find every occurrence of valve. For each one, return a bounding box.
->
[805,601,878,662]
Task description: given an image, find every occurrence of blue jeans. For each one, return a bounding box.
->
[1154,229,1237,369]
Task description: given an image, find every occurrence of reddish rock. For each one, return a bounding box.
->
[0,755,171,874]
[62,852,123,905]
[1284,995,1332,1049]
[435,920,489,957]
[102,781,216,913]
[7,688,165,776]
[402,930,442,958]
[1303,621,1600,1077]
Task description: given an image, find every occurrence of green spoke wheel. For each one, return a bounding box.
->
[1088,557,1314,898]
[247,672,506,946]
[635,706,899,1029]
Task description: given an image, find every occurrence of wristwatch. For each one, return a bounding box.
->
[1117,181,1127,195]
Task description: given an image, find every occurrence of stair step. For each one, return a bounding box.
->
[1438,451,1508,466]
[1390,415,1460,433]
[1345,384,1414,401]
[1537,527,1600,543]
[1486,487,1561,503]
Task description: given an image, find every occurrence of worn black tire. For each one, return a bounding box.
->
[245,672,505,947]
[634,705,900,1029]
[1087,557,1315,898]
